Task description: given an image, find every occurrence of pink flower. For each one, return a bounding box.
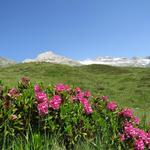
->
[76,92,84,101]
[84,90,91,98]
[75,91,93,114]
[101,95,109,101]
[35,92,48,103]
[132,117,140,125]
[49,95,62,110]
[123,121,133,127]
[146,131,150,148]
[124,123,138,138]
[75,87,81,93]
[37,101,48,116]
[34,85,41,93]
[120,134,125,141]
[123,122,147,142]
[134,139,145,150]
[106,101,117,111]
[79,97,88,104]
[34,85,49,116]
[119,108,133,118]
[137,129,147,142]
[64,85,70,91]
[8,88,20,98]
[55,83,70,92]
[78,97,93,114]
[84,104,93,114]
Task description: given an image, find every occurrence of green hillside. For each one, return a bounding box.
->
[0,62,150,120]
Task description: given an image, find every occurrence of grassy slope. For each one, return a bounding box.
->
[0,62,150,120]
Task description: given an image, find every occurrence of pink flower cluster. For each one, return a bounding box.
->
[49,95,62,110]
[147,131,150,149]
[34,85,49,116]
[101,95,109,101]
[134,139,145,150]
[75,89,93,114]
[117,106,150,149]
[35,92,48,103]
[34,84,93,115]
[106,101,117,111]
[119,108,133,118]
[79,97,93,114]
[84,90,91,98]
[75,87,81,93]
[8,88,20,98]
[122,121,150,150]
[34,85,63,115]
[55,83,70,92]
[34,84,150,149]
[119,108,140,125]
[37,101,48,116]
[132,117,140,125]
[119,134,125,141]
[34,85,41,93]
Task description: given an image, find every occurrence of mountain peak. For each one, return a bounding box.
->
[0,57,16,67]
[36,51,64,60]
[23,51,81,66]
[37,51,56,58]
[80,56,150,67]
[23,50,150,67]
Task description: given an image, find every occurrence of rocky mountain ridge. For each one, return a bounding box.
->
[23,51,150,67]
[1,51,150,67]
[0,57,16,67]
[23,51,81,66]
[80,56,150,67]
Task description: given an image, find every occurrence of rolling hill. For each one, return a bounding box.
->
[0,62,150,120]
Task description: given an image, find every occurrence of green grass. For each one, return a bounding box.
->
[3,132,110,150]
[0,62,150,120]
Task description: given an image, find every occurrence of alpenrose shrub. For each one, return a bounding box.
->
[0,77,150,149]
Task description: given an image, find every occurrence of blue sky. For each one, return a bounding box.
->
[0,0,150,62]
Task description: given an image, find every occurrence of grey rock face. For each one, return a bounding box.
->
[23,51,81,66]
[0,57,16,67]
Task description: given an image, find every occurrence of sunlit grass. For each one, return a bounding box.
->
[0,62,150,120]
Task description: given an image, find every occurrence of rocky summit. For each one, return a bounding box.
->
[23,51,81,66]
[79,56,150,67]
[21,50,150,67]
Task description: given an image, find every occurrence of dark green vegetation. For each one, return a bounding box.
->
[0,62,150,119]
